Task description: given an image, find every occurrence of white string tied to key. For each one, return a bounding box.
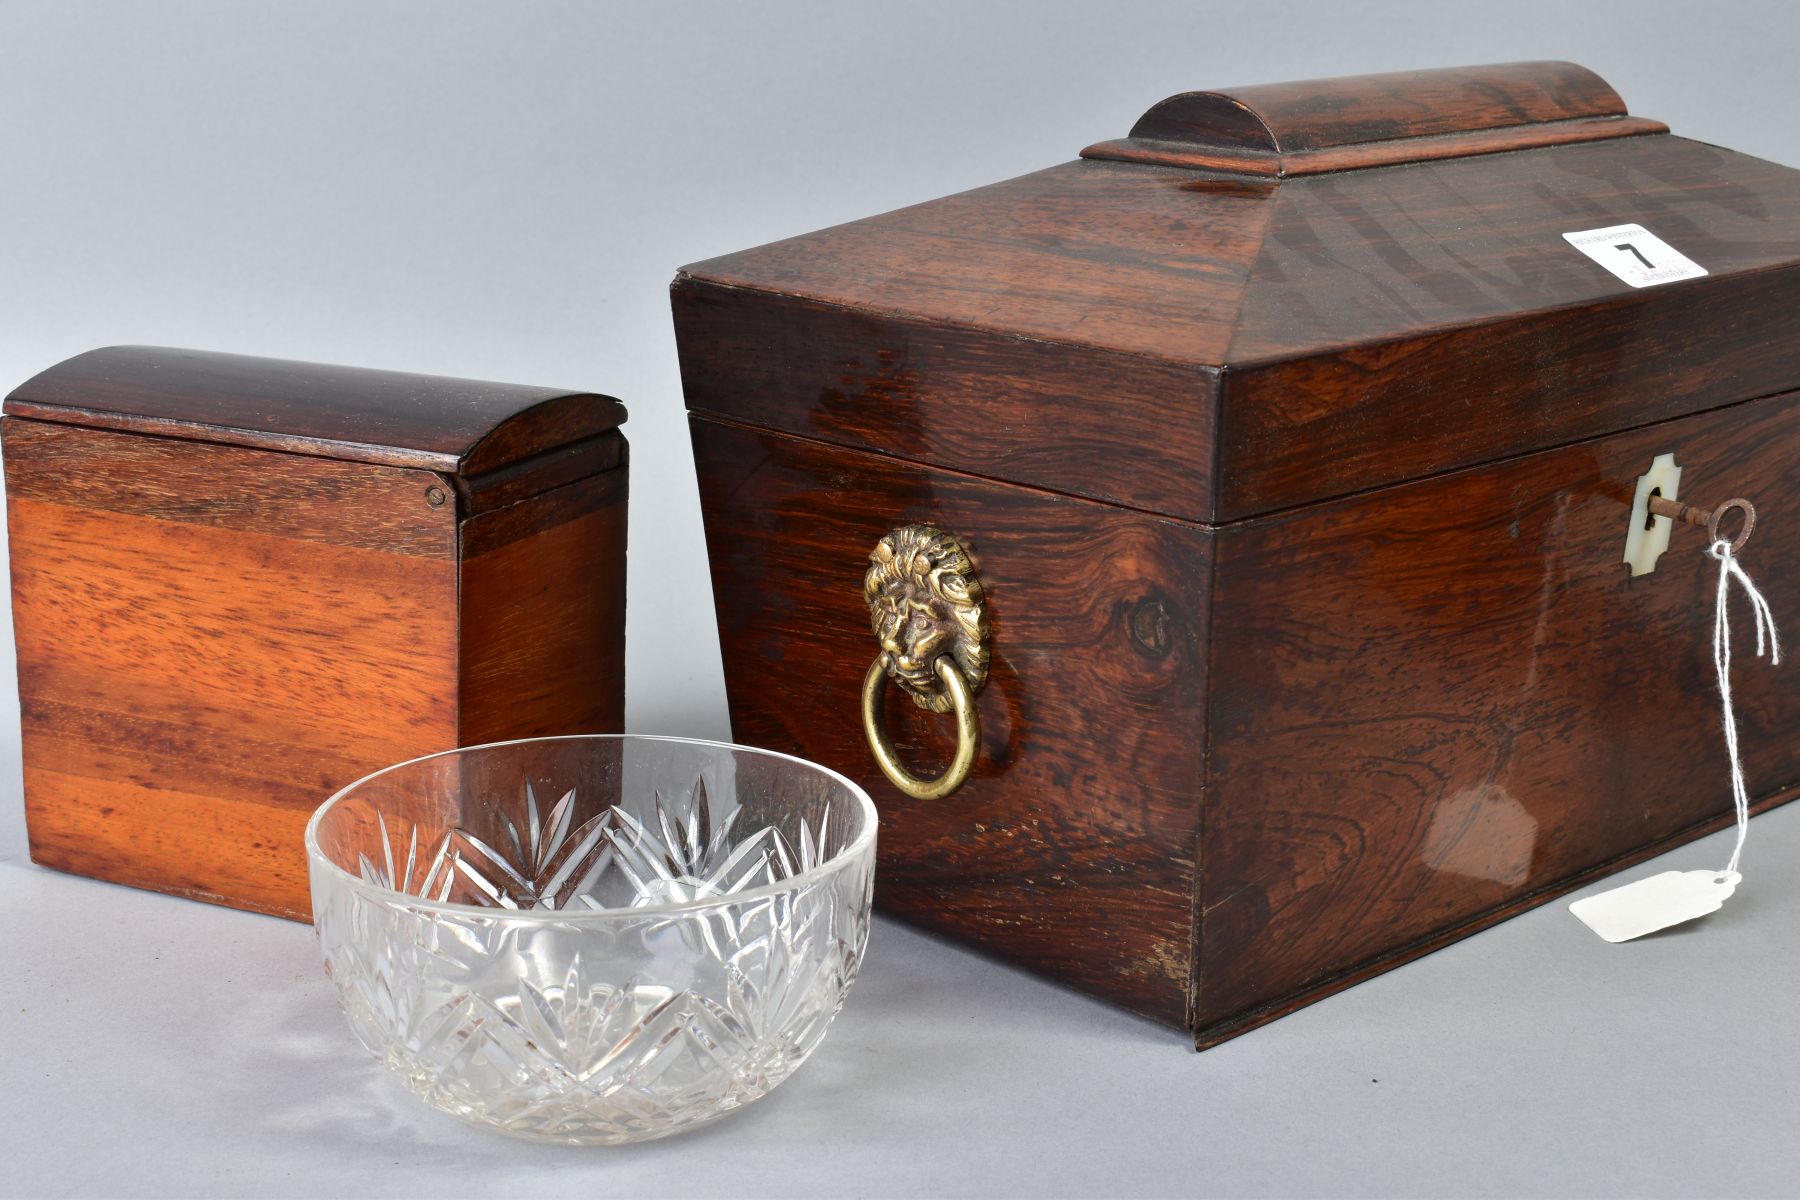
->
[1571,528,1781,942]
[1710,537,1780,878]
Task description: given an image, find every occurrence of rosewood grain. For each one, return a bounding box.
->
[1137,61,1626,150]
[1192,783,1800,1049]
[691,415,1206,1026]
[671,281,1220,518]
[1081,61,1664,175]
[4,348,628,920]
[688,395,1800,1044]
[675,63,1800,1046]
[1081,116,1669,178]
[1198,392,1800,1038]
[681,104,1800,524]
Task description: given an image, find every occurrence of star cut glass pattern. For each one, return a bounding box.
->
[306,736,876,1145]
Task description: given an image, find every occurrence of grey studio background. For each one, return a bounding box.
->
[2,2,1797,1198]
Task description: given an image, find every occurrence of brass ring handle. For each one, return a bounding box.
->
[862,524,988,800]
[861,652,979,800]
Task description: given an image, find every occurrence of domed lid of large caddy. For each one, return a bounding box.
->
[675,62,1800,523]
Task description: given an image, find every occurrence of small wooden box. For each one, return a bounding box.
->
[674,63,1800,1045]
[4,346,628,919]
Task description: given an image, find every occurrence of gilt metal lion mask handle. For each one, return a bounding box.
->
[860,525,989,800]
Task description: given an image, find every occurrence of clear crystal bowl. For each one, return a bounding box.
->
[305,735,877,1145]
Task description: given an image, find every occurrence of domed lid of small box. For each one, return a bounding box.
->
[4,346,626,478]
[675,62,1800,522]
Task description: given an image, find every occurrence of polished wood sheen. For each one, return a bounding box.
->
[689,395,1800,1044]
[672,283,1220,517]
[4,348,627,920]
[458,469,628,746]
[691,415,1205,1026]
[678,77,1800,523]
[1132,61,1626,150]
[677,64,1800,1045]
[1081,61,1665,175]
[1197,392,1800,1041]
[6,345,626,474]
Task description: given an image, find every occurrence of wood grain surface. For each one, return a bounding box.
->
[5,419,460,917]
[1082,61,1662,175]
[691,414,1207,1026]
[672,281,1220,518]
[676,63,1800,1044]
[4,349,629,920]
[685,395,1800,1044]
[1216,136,1800,519]
[458,468,628,746]
[1134,61,1627,151]
[5,345,626,474]
[680,97,1800,523]
[1082,116,1669,177]
[1197,390,1800,1041]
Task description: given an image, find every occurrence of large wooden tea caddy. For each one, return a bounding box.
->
[4,347,628,919]
[674,63,1800,1045]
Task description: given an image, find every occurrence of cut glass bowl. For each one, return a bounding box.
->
[305,735,877,1144]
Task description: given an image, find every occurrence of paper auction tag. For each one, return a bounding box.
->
[1570,869,1741,943]
[1562,223,1707,288]
[1573,540,1775,944]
